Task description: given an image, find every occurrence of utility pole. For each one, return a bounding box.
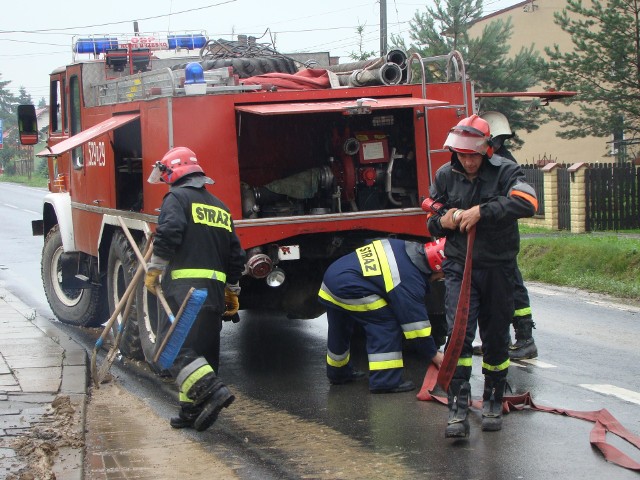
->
[380,0,387,57]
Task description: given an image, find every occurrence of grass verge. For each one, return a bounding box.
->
[519,232,640,301]
[0,175,48,188]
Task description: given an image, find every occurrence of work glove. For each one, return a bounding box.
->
[223,283,241,317]
[144,254,168,295]
[144,269,162,295]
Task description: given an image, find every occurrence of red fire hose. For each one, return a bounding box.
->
[418,363,640,471]
[417,224,640,471]
[435,226,475,392]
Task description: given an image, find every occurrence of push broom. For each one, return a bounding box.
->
[117,217,207,370]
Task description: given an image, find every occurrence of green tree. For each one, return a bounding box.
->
[16,86,33,107]
[0,73,18,170]
[348,24,377,61]
[394,0,546,148]
[543,0,640,161]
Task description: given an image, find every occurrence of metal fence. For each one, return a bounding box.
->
[585,163,639,231]
[521,162,639,231]
[557,167,571,231]
[522,165,544,215]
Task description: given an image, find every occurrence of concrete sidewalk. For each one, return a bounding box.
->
[0,288,86,480]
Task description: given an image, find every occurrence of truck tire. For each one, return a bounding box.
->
[41,225,106,327]
[106,231,144,360]
[137,287,166,373]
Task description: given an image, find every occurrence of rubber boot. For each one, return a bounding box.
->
[193,384,235,432]
[509,317,538,360]
[170,402,201,429]
[183,371,235,432]
[445,380,471,438]
[482,375,506,431]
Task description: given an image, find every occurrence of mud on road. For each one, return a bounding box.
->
[84,381,241,479]
[83,380,420,479]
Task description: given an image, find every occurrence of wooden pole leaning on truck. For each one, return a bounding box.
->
[90,238,153,387]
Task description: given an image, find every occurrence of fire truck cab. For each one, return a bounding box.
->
[20,32,474,365]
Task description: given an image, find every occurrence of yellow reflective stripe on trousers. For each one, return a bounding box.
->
[457,356,473,367]
[482,358,510,372]
[369,352,403,371]
[178,364,214,402]
[318,286,388,311]
[327,349,350,368]
[172,268,227,283]
[373,239,400,293]
[402,321,432,339]
[514,306,532,317]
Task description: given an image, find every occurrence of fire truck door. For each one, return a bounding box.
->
[37,112,140,254]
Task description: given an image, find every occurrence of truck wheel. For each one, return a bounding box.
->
[137,287,166,373]
[41,225,106,327]
[106,231,144,360]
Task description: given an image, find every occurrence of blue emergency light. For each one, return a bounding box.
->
[74,38,119,54]
[168,34,207,50]
[184,62,205,85]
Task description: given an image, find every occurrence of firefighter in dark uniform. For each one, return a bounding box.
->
[318,238,446,393]
[481,111,538,359]
[145,146,246,431]
[427,115,537,436]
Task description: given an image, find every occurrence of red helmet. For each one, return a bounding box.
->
[150,147,204,184]
[424,238,446,273]
[443,114,493,157]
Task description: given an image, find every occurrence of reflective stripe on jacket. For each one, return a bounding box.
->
[154,181,245,308]
[318,238,432,336]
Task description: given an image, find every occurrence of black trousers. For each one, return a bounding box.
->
[443,259,515,381]
[513,265,531,314]
[156,298,223,378]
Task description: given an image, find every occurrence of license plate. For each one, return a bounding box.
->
[278,245,300,260]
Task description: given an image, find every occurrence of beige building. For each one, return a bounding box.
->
[468,0,613,165]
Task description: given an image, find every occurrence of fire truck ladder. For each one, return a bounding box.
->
[407,50,473,182]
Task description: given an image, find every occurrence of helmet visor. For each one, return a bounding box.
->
[444,129,489,155]
[147,162,164,184]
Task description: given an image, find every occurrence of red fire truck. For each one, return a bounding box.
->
[19,33,474,364]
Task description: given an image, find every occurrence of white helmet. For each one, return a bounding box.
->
[480,111,513,138]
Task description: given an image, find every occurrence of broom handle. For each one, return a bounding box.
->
[118,216,149,268]
[117,217,181,333]
[116,217,195,365]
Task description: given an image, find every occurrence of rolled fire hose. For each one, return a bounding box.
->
[338,63,403,87]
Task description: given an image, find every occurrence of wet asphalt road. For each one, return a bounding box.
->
[1,182,639,479]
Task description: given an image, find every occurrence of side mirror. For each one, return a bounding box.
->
[17,104,39,145]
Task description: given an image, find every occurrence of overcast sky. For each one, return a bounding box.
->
[1,0,519,102]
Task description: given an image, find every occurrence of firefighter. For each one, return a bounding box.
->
[481,111,538,359]
[427,115,537,436]
[145,146,246,431]
[318,238,446,394]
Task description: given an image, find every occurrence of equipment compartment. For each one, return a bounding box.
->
[236,106,419,219]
